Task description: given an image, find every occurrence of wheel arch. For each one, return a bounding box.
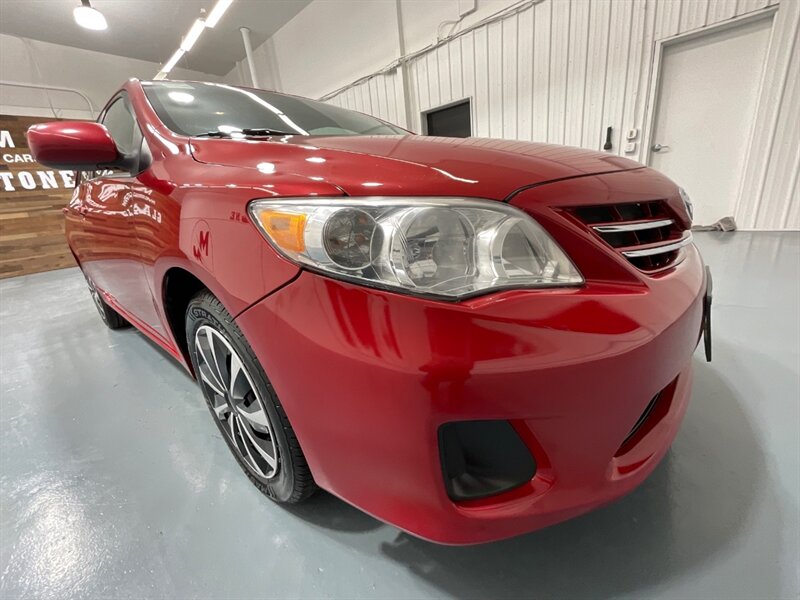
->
[162,266,210,375]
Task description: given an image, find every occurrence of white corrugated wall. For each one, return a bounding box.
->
[324,0,799,230]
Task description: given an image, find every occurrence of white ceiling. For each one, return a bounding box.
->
[0,0,312,76]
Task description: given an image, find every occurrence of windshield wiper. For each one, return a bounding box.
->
[193,128,296,138]
[193,131,229,137]
[241,127,296,136]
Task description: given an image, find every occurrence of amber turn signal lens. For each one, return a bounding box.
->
[257,210,307,253]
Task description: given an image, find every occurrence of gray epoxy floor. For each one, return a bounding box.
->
[1,231,798,600]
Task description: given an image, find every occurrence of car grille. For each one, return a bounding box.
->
[569,201,691,271]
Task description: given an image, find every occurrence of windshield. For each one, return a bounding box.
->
[142,81,406,137]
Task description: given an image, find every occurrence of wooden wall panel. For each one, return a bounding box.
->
[0,115,77,279]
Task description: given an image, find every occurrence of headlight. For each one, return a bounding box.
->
[249,197,583,299]
[679,187,693,222]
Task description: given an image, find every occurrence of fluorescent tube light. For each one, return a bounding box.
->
[205,0,233,28]
[181,19,206,51]
[163,48,186,73]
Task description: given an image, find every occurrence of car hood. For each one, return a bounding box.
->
[190,134,642,200]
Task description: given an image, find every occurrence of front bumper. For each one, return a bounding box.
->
[236,243,706,544]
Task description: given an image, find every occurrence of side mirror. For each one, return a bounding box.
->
[26,121,119,170]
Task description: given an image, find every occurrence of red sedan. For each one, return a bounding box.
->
[27,79,711,544]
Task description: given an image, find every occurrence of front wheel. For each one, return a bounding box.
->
[185,290,316,503]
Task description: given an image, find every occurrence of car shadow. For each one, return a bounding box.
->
[283,489,385,534]
[285,354,778,598]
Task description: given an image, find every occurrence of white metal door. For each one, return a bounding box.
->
[648,16,772,226]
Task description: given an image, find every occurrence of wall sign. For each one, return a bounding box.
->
[0,124,77,192]
[0,114,79,279]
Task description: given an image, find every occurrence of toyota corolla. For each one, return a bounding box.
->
[27,79,711,544]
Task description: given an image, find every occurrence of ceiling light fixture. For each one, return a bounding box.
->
[205,0,234,28]
[73,0,107,31]
[181,18,206,51]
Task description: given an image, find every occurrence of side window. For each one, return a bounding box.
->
[86,93,148,180]
[102,96,138,156]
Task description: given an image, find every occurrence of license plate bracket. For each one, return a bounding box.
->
[702,266,713,362]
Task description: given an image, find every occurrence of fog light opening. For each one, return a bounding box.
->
[439,420,537,502]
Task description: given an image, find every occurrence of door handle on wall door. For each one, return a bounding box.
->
[651,143,670,152]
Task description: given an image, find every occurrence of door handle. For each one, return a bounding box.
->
[651,143,670,152]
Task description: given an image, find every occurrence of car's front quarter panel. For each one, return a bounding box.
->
[141,158,340,315]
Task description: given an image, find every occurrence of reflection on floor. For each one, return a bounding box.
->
[1,231,798,599]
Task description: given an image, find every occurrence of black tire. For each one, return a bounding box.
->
[185,290,316,503]
[85,274,129,329]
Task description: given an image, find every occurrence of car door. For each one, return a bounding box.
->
[76,93,162,329]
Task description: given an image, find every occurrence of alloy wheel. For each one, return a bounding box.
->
[194,325,279,479]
